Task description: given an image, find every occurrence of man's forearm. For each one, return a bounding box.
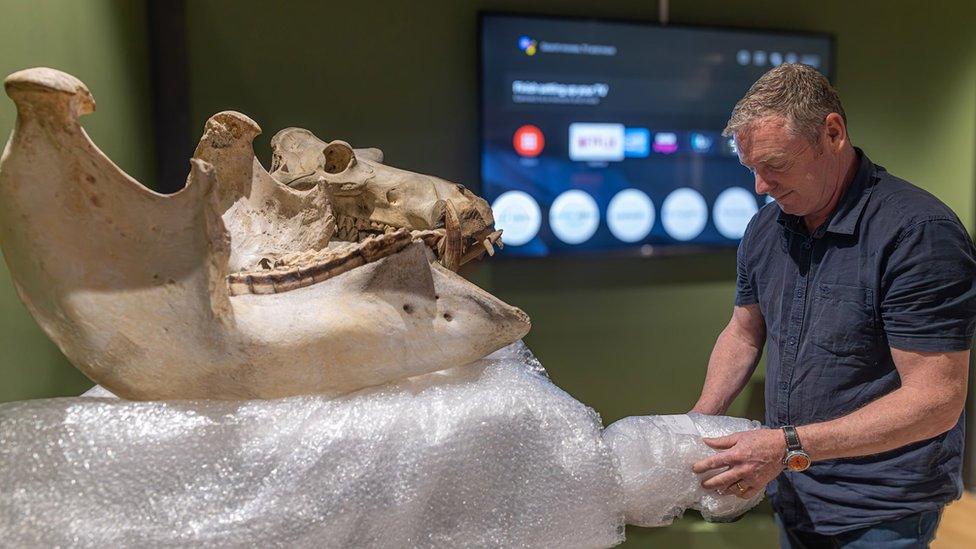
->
[796,349,968,461]
[691,325,764,415]
[796,384,964,462]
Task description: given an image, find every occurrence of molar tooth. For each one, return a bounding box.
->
[227,274,251,296]
[272,269,305,293]
[250,275,276,295]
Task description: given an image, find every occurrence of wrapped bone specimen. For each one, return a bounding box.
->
[0,342,764,548]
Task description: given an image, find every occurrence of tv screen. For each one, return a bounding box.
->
[479,13,832,257]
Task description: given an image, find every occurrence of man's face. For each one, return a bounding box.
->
[734,116,833,217]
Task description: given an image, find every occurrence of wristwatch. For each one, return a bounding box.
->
[782,425,811,472]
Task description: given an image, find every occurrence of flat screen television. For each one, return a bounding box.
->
[479,13,833,257]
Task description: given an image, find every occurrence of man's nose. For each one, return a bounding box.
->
[754,173,774,195]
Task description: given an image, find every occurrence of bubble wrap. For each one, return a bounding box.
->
[602,413,764,527]
[0,343,625,548]
[0,342,764,547]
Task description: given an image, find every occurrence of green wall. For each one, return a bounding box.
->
[0,0,973,546]
[0,0,155,401]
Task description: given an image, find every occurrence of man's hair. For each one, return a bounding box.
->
[723,64,847,143]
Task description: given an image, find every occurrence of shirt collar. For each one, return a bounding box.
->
[776,147,876,237]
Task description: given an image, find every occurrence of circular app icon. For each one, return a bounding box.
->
[713,187,759,239]
[661,188,708,241]
[549,190,600,245]
[491,190,542,246]
[736,49,751,66]
[607,189,655,243]
[513,125,545,157]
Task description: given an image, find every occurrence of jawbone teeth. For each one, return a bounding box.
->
[239,216,500,295]
[227,229,413,296]
[335,215,400,241]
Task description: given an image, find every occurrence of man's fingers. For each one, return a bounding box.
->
[699,467,742,490]
[692,451,733,473]
[698,466,730,482]
[702,434,738,450]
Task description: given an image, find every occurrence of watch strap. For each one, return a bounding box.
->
[783,425,802,451]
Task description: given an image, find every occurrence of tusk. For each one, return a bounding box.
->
[483,238,495,256]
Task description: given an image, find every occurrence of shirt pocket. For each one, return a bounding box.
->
[807,283,879,357]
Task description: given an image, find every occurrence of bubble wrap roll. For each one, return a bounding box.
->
[0,343,625,548]
[602,413,764,527]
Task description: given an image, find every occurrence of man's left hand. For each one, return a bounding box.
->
[691,428,787,499]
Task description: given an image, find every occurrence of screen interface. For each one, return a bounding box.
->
[480,14,832,256]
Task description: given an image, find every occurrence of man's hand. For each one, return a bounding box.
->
[691,428,786,499]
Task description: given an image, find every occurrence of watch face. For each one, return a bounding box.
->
[786,451,811,472]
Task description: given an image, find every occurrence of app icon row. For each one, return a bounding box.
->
[513,124,738,162]
[735,49,822,69]
[491,187,760,246]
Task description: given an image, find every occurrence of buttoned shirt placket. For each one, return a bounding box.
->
[780,231,815,426]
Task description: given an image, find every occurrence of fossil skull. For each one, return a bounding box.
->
[0,67,530,400]
[267,127,502,271]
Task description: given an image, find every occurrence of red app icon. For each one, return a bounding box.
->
[513,125,545,157]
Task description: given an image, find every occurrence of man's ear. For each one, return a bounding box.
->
[824,112,848,151]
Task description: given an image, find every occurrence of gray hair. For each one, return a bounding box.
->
[723,64,847,143]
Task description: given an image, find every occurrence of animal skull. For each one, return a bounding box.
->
[267,127,503,271]
[0,67,530,400]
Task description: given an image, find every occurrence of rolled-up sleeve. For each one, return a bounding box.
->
[881,218,976,352]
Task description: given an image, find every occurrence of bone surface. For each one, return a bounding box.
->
[0,67,530,400]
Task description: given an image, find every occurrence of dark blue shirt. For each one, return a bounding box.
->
[736,149,976,535]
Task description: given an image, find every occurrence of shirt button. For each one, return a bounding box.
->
[788,337,797,345]
[802,242,812,250]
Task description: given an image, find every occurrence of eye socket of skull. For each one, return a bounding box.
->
[323,141,356,174]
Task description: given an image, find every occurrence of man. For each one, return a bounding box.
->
[689,64,976,547]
